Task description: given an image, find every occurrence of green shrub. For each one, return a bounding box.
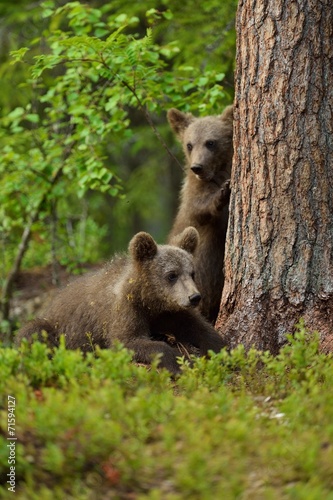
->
[0,329,333,499]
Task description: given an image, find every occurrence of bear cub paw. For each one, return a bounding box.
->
[217,179,231,209]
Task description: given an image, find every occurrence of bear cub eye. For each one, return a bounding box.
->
[191,271,195,281]
[205,140,216,150]
[166,272,178,284]
[187,143,193,152]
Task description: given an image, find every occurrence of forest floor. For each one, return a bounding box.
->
[1,325,333,499]
[11,263,102,327]
[3,267,333,499]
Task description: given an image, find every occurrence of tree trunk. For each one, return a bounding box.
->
[216,0,333,352]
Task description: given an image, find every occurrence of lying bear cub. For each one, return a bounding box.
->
[15,227,226,375]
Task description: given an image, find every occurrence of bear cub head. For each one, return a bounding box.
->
[167,105,233,185]
[128,226,201,311]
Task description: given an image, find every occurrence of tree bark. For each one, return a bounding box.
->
[216,0,333,352]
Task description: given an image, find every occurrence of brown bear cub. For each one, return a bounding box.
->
[15,227,226,375]
[167,105,233,324]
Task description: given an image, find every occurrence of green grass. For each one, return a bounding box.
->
[1,322,333,499]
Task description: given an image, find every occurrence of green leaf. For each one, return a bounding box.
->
[197,76,209,87]
[7,107,25,120]
[10,47,30,63]
[26,114,40,124]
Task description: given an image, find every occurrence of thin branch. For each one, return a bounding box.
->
[119,77,184,171]
[1,167,64,326]
[1,121,77,339]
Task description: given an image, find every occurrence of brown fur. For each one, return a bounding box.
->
[15,228,226,375]
[167,105,233,324]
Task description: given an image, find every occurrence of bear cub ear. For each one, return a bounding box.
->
[129,232,158,262]
[167,108,194,139]
[220,104,233,125]
[170,226,199,255]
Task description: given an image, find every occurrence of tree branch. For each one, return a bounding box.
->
[119,77,184,171]
[0,167,63,341]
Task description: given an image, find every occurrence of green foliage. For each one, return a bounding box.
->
[0,325,333,498]
[0,0,237,332]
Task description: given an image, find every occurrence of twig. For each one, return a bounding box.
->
[0,167,63,341]
[119,77,184,171]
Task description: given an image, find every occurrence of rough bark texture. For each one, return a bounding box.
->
[216,0,333,352]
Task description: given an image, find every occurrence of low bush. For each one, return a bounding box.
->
[1,322,333,499]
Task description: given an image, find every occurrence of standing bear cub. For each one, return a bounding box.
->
[167,105,233,324]
[16,227,226,375]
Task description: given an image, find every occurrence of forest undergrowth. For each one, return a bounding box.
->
[1,321,333,499]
